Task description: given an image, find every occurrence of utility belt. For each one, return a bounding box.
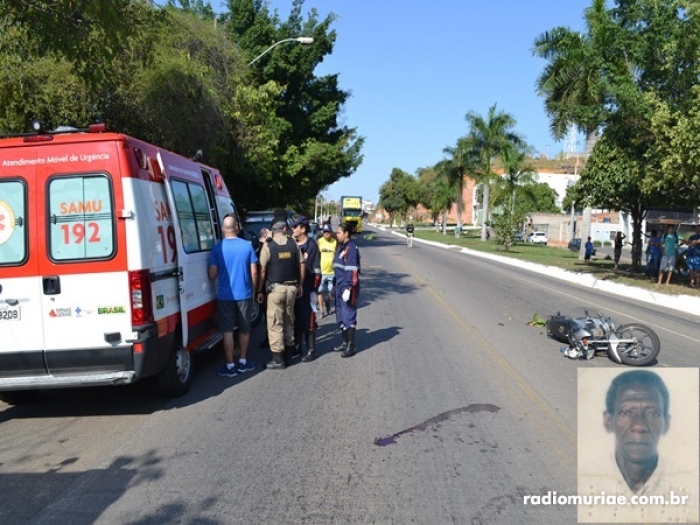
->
[266,281,298,292]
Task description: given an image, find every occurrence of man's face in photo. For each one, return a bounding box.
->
[604,382,670,463]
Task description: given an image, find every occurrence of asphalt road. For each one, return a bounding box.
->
[1,226,698,524]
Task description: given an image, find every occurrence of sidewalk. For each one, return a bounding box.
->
[371,224,700,316]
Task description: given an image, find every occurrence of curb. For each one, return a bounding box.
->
[369,224,700,316]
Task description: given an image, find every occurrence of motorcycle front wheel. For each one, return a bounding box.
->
[613,323,660,366]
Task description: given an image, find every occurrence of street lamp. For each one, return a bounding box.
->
[247,37,314,67]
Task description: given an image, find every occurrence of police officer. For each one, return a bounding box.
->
[257,212,305,369]
[291,216,321,362]
[333,222,361,358]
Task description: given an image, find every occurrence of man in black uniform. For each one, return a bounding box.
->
[256,210,305,369]
[291,216,321,362]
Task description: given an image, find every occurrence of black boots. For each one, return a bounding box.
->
[334,329,348,352]
[284,345,295,366]
[267,351,286,370]
[341,327,356,358]
[301,332,317,362]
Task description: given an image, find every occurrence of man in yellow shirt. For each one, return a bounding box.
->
[316,224,337,317]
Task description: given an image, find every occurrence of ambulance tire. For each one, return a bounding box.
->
[0,390,40,405]
[157,333,193,397]
[251,298,263,328]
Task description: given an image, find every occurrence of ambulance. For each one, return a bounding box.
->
[0,123,238,403]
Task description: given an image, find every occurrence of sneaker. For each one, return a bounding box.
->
[237,361,255,373]
[217,364,237,377]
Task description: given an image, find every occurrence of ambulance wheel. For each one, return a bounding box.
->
[0,390,40,405]
[251,298,263,328]
[157,337,193,397]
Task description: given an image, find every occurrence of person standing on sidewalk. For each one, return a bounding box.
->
[613,231,626,269]
[333,222,361,358]
[657,224,683,286]
[208,215,259,377]
[584,237,594,265]
[317,224,337,317]
[257,213,304,369]
[291,216,321,362]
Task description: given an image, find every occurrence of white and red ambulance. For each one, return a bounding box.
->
[0,124,238,403]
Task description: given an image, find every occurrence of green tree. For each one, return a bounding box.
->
[436,136,478,233]
[226,0,364,209]
[534,0,700,269]
[531,0,607,151]
[379,168,419,227]
[417,165,454,234]
[491,144,537,220]
[513,182,560,217]
[465,104,524,241]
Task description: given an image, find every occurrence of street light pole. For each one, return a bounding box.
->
[247,37,314,67]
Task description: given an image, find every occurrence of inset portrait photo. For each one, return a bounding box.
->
[578,368,699,523]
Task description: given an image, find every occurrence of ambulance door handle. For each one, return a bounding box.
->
[42,276,61,295]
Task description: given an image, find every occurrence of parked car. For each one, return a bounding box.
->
[526,231,548,245]
[513,231,525,242]
[568,238,596,255]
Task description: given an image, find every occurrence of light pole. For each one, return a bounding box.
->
[247,37,314,67]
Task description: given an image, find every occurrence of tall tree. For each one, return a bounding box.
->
[226,0,364,209]
[417,165,455,234]
[465,104,524,241]
[531,0,607,153]
[437,136,477,233]
[492,144,537,220]
[378,168,419,227]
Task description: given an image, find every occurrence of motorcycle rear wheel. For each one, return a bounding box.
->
[613,323,660,366]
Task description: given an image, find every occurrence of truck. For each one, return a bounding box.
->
[340,196,363,233]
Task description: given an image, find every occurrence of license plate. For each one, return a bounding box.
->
[0,305,20,321]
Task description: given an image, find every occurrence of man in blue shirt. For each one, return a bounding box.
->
[208,215,259,376]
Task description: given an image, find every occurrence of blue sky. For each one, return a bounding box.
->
[214,0,593,205]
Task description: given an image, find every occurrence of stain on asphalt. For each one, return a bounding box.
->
[373,403,501,447]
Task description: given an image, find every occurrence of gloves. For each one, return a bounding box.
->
[342,289,351,303]
[310,292,318,313]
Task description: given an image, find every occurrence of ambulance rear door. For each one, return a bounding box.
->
[0,175,46,377]
[38,142,133,375]
[157,151,217,348]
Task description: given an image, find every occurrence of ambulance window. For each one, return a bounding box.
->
[0,180,27,266]
[48,175,115,261]
[171,180,215,252]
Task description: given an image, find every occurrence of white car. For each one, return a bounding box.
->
[527,231,548,245]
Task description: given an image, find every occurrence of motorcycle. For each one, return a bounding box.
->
[546,310,660,366]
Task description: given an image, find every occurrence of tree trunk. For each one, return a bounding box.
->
[481,183,490,241]
[630,204,645,272]
[578,207,592,261]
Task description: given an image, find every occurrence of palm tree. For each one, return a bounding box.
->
[465,104,523,241]
[531,0,607,154]
[417,165,455,234]
[437,136,478,234]
[497,144,537,218]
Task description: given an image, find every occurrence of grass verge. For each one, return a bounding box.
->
[411,229,699,298]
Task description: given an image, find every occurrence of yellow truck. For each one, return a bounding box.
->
[340,196,363,233]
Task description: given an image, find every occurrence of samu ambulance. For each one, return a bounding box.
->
[0,123,237,403]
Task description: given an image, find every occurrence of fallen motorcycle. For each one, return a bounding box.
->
[546,311,660,366]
